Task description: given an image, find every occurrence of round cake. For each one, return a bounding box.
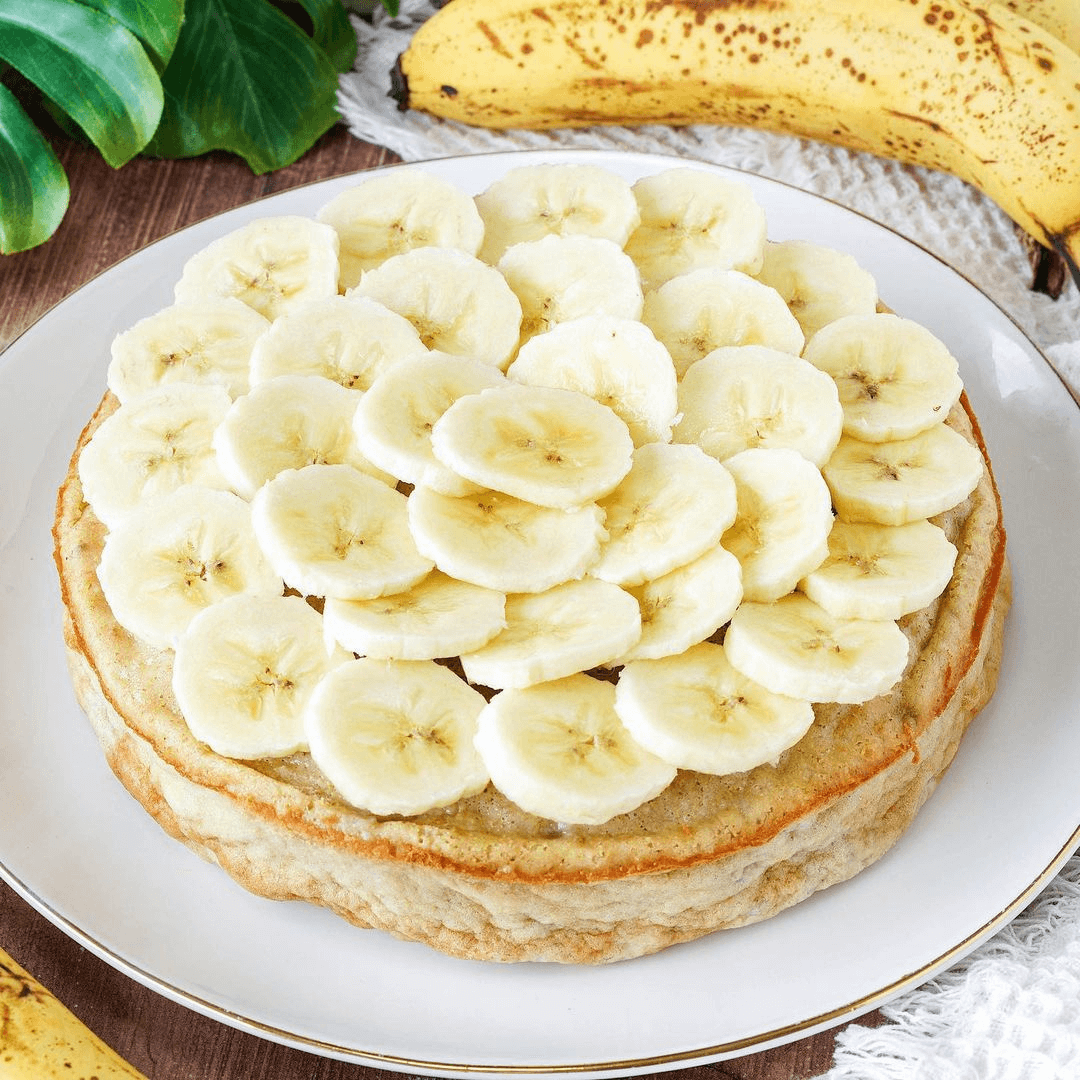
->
[52,160,1010,964]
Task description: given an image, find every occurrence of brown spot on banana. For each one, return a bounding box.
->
[971,7,1014,83]
[477,20,515,59]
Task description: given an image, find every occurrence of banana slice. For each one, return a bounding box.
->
[305,657,490,816]
[222,374,355,499]
[213,373,393,498]
[316,168,485,290]
[755,239,879,343]
[430,383,635,510]
[624,167,767,290]
[322,571,506,660]
[474,162,641,265]
[721,448,835,603]
[459,578,642,689]
[473,674,675,825]
[590,442,738,587]
[800,519,958,621]
[78,383,232,529]
[642,268,805,378]
[173,592,345,759]
[407,486,606,594]
[174,215,340,321]
[822,426,985,526]
[615,641,815,774]
[507,315,678,446]
[352,351,506,496]
[803,313,964,442]
[618,543,744,663]
[724,593,910,705]
[251,463,433,600]
[249,294,427,390]
[96,485,283,649]
[351,246,522,371]
[107,298,269,404]
[497,234,644,346]
[673,345,843,466]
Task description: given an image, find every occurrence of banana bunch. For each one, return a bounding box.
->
[78,164,985,827]
[0,945,147,1078]
[391,0,1080,289]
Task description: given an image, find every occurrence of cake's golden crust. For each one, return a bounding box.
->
[53,391,1009,962]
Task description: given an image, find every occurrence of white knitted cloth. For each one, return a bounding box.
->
[336,6,1080,1075]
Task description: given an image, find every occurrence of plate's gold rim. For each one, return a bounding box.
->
[4,828,1078,1074]
[4,146,1080,1076]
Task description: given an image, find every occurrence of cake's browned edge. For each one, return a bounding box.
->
[52,390,1010,888]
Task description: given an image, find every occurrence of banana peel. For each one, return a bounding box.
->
[0,945,148,1079]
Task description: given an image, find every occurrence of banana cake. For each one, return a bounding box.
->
[53,160,1009,963]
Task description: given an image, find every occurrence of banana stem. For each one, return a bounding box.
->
[1051,230,1080,298]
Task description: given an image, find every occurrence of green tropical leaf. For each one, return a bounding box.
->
[0,0,359,253]
[0,0,163,168]
[0,80,68,253]
[291,0,359,73]
[77,0,186,71]
[76,0,186,70]
[146,0,343,174]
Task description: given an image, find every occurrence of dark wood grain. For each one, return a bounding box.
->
[0,121,880,1080]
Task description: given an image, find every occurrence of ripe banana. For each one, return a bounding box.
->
[0,945,147,1079]
[392,0,1080,286]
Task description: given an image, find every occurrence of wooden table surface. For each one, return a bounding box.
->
[0,122,885,1080]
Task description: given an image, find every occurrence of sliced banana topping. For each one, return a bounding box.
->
[497,234,644,346]
[316,168,485,290]
[823,425,985,526]
[78,383,232,529]
[249,294,427,390]
[323,571,506,661]
[351,246,522,371]
[507,314,679,446]
[430,383,635,509]
[624,167,767,290]
[174,215,340,321]
[88,162,991,824]
[755,239,879,343]
[459,579,642,690]
[97,485,283,650]
[251,463,433,601]
[474,162,641,265]
[591,442,738,587]
[725,593,910,705]
[305,657,490,816]
[352,351,506,496]
[474,674,676,825]
[173,592,345,759]
[803,313,964,442]
[642,267,805,378]
[618,543,743,664]
[213,373,392,499]
[673,345,844,466]
[407,486,606,594]
[722,448,835,603]
[615,641,815,775]
[800,519,958,621]
[107,297,268,404]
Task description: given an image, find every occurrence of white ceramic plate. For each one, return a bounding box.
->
[2,150,1078,1077]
